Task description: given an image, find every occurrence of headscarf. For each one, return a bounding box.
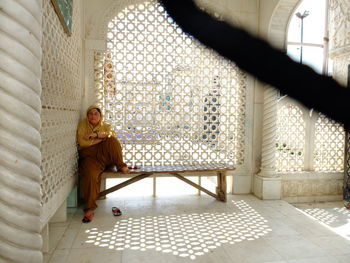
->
[85,105,103,131]
[76,105,115,148]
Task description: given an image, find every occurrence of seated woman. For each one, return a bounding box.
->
[77,105,129,223]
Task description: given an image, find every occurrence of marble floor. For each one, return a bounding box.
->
[44,180,350,263]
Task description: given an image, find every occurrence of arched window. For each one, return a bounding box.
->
[94,1,247,166]
[276,0,344,172]
[287,0,327,73]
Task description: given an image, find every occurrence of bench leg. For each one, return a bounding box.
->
[99,176,107,199]
[216,172,227,202]
[198,175,201,196]
[153,176,156,197]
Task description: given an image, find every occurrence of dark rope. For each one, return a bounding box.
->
[160,0,350,127]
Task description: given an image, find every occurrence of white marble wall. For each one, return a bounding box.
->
[40,0,84,227]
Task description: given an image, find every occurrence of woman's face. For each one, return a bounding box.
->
[87,108,101,126]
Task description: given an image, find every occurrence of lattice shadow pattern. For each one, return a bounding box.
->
[85,200,271,259]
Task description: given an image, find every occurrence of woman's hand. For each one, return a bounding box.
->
[96,131,107,139]
[83,133,98,140]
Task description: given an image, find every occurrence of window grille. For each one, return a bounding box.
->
[94,1,246,166]
[275,104,305,172]
[314,114,345,172]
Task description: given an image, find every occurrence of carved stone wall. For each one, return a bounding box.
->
[329,0,350,51]
[282,173,343,202]
[329,0,350,86]
[40,0,83,224]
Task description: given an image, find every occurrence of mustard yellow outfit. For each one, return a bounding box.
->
[77,106,127,211]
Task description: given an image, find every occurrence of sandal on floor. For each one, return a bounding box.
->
[112,207,122,216]
[82,214,94,223]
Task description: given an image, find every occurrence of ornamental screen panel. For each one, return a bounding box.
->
[314,114,345,172]
[94,1,246,166]
[275,104,305,172]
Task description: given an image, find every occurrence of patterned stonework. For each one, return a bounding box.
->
[94,1,247,166]
[329,0,350,86]
[88,0,148,39]
[276,103,305,172]
[40,0,82,218]
[331,54,350,86]
[329,0,350,50]
[314,114,345,172]
[282,178,343,197]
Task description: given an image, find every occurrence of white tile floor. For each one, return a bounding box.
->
[44,193,350,263]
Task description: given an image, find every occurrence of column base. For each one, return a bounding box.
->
[254,173,281,199]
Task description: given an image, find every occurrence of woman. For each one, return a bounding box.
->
[77,105,129,223]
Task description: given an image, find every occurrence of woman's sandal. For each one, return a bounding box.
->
[112,207,122,216]
[82,213,94,223]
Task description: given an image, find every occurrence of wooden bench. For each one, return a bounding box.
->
[99,163,235,202]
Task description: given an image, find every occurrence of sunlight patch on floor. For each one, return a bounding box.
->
[84,200,272,260]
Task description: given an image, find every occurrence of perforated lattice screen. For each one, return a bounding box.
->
[275,104,305,172]
[276,103,345,172]
[314,114,345,172]
[41,0,82,204]
[94,1,246,166]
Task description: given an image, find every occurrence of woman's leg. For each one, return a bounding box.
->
[97,137,128,171]
[79,156,104,212]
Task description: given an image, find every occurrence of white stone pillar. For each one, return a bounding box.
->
[254,86,281,199]
[0,0,43,262]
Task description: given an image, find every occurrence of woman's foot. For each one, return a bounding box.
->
[120,166,130,174]
[82,210,94,223]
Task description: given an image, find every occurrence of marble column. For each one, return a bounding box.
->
[254,86,281,199]
[0,0,43,262]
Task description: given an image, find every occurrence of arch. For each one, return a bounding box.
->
[267,0,301,48]
[86,0,148,39]
[87,0,302,49]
